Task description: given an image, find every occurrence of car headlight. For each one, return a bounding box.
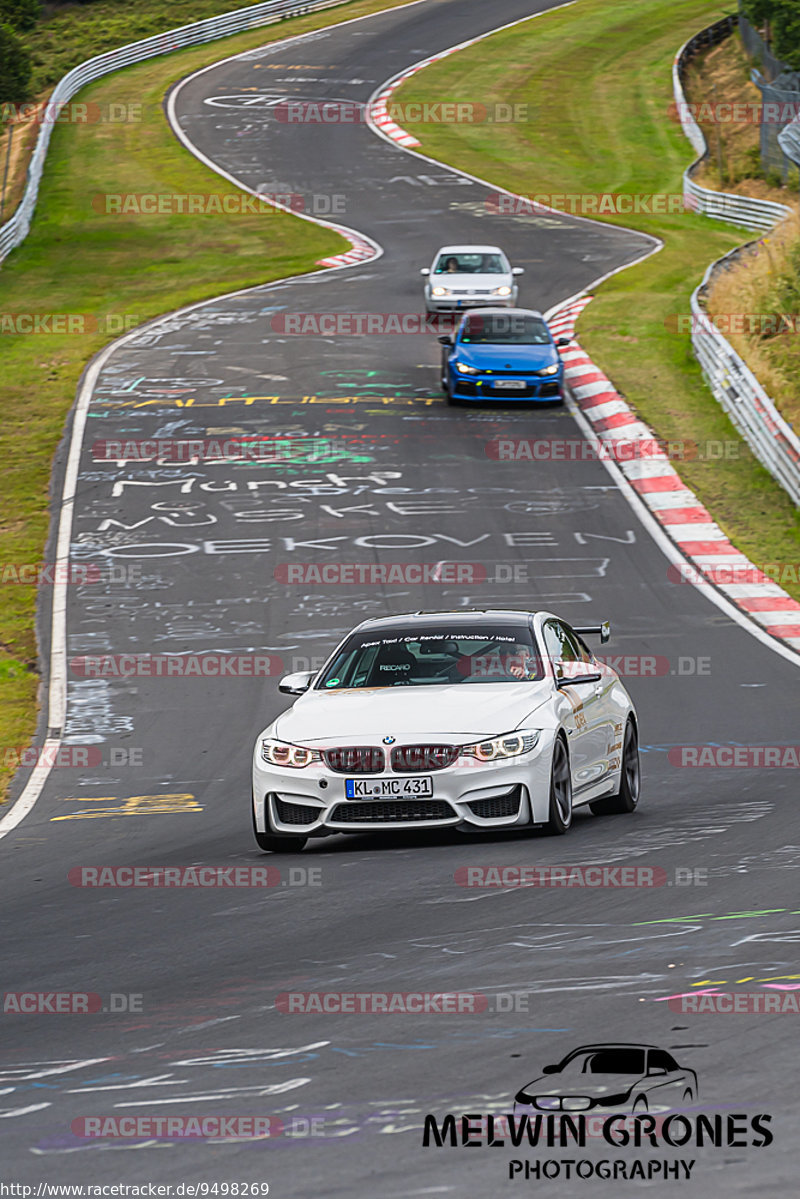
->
[535,364,560,376]
[431,286,450,297]
[460,731,540,761]
[456,362,480,375]
[260,739,322,768]
[493,286,512,296]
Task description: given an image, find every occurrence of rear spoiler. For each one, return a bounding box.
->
[574,621,611,644]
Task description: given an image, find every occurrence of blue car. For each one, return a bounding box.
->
[438,307,569,405]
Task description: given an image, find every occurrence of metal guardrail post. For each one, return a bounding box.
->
[0,0,349,264]
[673,17,800,506]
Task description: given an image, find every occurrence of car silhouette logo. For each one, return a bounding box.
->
[514,1043,698,1116]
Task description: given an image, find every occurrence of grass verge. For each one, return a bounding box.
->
[26,0,352,91]
[0,0,417,802]
[393,0,800,589]
[684,32,800,432]
[707,213,800,432]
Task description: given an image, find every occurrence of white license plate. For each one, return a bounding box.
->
[493,379,526,390]
[346,776,433,799]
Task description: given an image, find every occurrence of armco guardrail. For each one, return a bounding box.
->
[673,17,800,505]
[691,256,800,506]
[673,15,792,231]
[0,0,348,263]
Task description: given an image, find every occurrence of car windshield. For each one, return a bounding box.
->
[567,1050,647,1075]
[316,625,545,689]
[461,314,551,345]
[434,253,507,274]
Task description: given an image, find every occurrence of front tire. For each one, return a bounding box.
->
[542,735,572,835]
[443,377,460,407]
[252,792,307,853]
[591,718,640,816]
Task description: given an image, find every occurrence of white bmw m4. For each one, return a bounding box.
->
[251,610,640,852]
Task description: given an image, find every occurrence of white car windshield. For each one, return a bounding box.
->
[317,626,544,689]
[434,252,507,274]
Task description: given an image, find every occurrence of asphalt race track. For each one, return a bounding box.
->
[1,1,799,1195]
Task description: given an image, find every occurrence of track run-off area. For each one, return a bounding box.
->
[1,1,798,1195]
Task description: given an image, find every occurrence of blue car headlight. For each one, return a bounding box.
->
[456,362,480,375]
[535,364,560,376]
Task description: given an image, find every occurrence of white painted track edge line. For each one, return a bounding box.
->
[0,0,441,838]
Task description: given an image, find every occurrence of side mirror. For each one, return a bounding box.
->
[420,268,430,276]
[511,266,524,276]
[278,670,315,695]
[648,1066,668,1076]
[542,1064,559,1075]
[556,337,571,347]
[556,669,602,689]
[438,334,453,346]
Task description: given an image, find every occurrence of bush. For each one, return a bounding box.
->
[0,21,31,104]
[0,0,40,32]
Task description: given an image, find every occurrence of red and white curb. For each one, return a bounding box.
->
[366,38,490,149]
[369,85,421,149]
[548,297,800,654]
[317,230,377,269]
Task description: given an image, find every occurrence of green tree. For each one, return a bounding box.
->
[772,0,800,68]
[740,0,778,23]
[0,21,31,105]
[741,0,800,67]
[0,0,41,32]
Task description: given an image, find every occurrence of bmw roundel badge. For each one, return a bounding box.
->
[382,735,396,745]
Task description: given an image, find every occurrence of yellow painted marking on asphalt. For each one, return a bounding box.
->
[95,396,442,409]
[692,972,800,987]
[51,793,201,820]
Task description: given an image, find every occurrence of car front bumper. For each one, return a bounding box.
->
[448,370,564,402]
[252,742,554,839]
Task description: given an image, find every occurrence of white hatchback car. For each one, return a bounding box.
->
[421,245,523,313]
[251,610,640,853]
